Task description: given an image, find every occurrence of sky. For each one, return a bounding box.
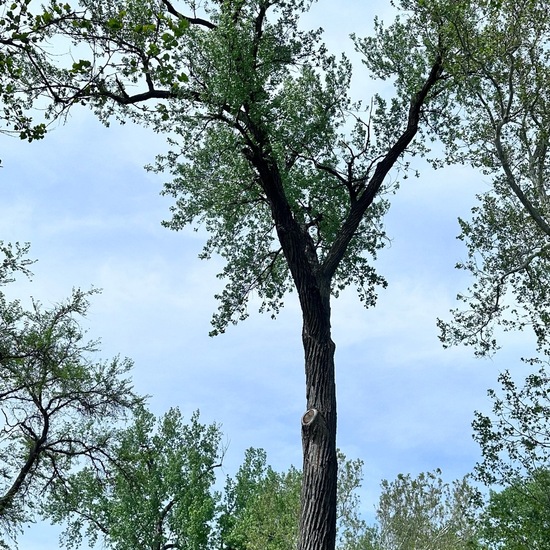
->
[0,0,539,548]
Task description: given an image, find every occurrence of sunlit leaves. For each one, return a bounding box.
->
[218,448,372,550]
[375,469,480,549]
[2,0,446,337]
[479,469,550,548]
[219,448,301,550]
[46,408,222,550]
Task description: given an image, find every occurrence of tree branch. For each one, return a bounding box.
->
[321,54,445,280]
[160,0,216,29]
[494,123,550,238]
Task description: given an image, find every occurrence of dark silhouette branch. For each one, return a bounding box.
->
[160,0,217,29]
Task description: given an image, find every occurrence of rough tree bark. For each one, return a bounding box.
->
[300,306,337,550]
[248,149,339,549]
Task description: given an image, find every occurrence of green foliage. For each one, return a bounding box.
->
[355,0,550,358]
[45,407,223,550]
[219,448,301,550]
[217,458,484,550]
[479,469,550,549]
[5,0,451,335]
[149,0,393,333]
[0,0,54,142]
[335,450,371,550]
[425,0,550,356]
[218,449,378,550]
[0,244,142,544]
[472,367,550,546]
[46,440,373,550]
[473,367,550,487]
[373,469,481,549]
[3,3,522,549]
[0,241,34,284]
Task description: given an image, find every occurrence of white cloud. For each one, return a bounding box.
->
[1,2,542,546]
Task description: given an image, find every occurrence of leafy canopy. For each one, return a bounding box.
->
[481,469,550,549]
[473,367,550,487]
[428,0,550,356]
[45,407,223,550]
[0,243,142,543]
[2,0,456,334]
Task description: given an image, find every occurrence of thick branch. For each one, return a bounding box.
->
[0,408,49,516]
[321,55,445,280]
[92,86,174,106]
[160,0,216,29]
[494,125,550,238]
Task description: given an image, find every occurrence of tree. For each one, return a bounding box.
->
[425,0,550,357]
[235,465,483,550]
[479,469,550,550]
[472,367,550,488]
[335,450,373,550]
[472,368,550,548]
[372,469,480,550]
[0,243,142,543]
[218,448,301,550]
[218,448,373,550]
[46,433,368,550]
[45,407,223,550]
[9,3,451,547]
[14,0,549,547]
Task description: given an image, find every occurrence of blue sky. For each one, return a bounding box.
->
[0,0,538,547]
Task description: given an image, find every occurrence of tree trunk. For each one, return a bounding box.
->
[298,288,337,550]
[251,147,340,550]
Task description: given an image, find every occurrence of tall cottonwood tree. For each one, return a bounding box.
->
[0,0,466,550]
[0,1,461,549]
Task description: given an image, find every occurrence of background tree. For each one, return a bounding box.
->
[335,450,373,550]
[421,0,550,357]
[478,468,550,550]
[480,470,550,550]
[218,447,301,550]
[372,469,480,550]
[0,243,142,544]
[219,449,381,550]
[473,366,550,489]
[218,464,482,550]
[45,407,223,550]
[9,2,451,547]
[471,363,550,548]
